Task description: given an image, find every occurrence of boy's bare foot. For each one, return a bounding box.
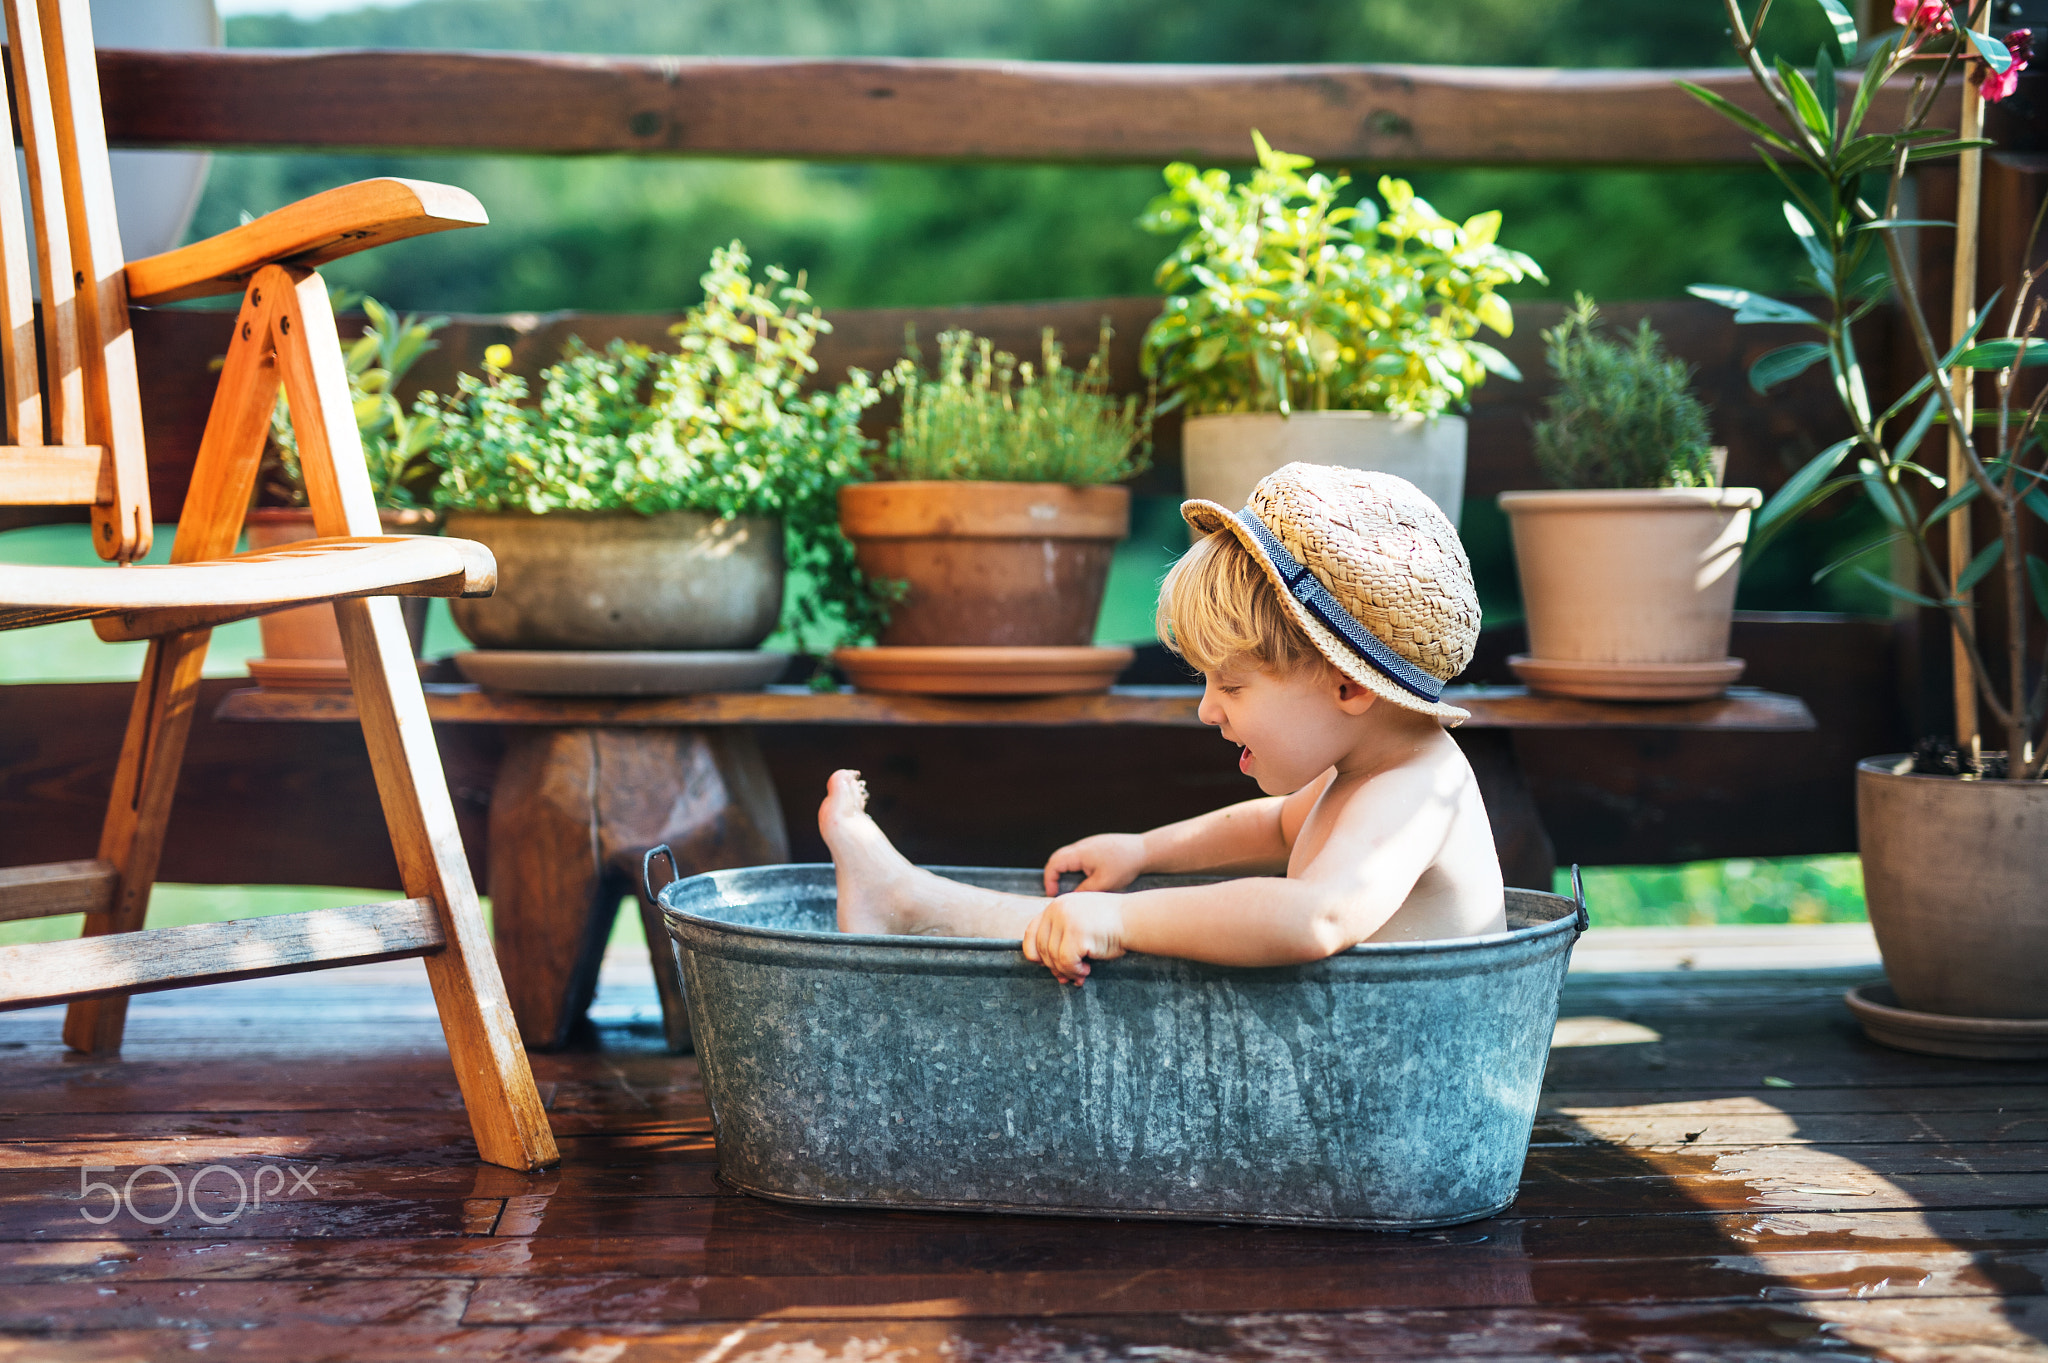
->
[819,769,922,934]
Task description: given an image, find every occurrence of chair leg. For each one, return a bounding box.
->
[334,594,560,1172]
[62,629,213,1054]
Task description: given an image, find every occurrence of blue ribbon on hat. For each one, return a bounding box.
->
[1232,507,1446,704]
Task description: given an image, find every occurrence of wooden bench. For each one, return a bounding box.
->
[217,682,1814,1051]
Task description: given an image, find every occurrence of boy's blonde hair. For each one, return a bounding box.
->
[1156,529,1326,676]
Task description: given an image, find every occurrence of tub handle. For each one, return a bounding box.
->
[643,844,680,903]
[1569,864,1589,936]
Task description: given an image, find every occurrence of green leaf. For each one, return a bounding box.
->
[1957,537,2005,594]
[1675,79,1799,154]
[1874,298,2002,424]
[1892,393,1942,464]
[2025,487,2048,523]
[1859,461,1908,528]
[1747,436,1859,556]
[1855,565,1942,608]
[1814,44,1838,142]
[1782,201,1835,289]
[1812,530,1904,584]
[1906,137,1995,163]
[1845,32,1896,137]
[2028,555,2048,618]
[1807,0,1859,60]
[1854,218,1954,232]
[1750,342,1829,393]
[1953,339,2048,370]
[1776,59,1830,140]
[1687,284,1823,326]
[1964,26,2014,74]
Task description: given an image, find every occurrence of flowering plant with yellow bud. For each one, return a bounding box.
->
[417,242,891,647]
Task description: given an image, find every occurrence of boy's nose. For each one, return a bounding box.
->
[1196,689,1223,727]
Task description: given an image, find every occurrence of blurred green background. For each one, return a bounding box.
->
[1,0,1879,936]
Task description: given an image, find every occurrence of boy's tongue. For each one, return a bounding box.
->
[1238,744,1252,774]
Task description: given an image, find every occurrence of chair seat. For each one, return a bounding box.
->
[0,534,496,634]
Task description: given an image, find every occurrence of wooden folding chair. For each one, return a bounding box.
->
[0,0,557,1171]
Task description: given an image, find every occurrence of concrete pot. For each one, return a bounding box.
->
[839,481,1129,647]
[1497,486,1761,700]
[245,508,430,679]
[446,510,783,651]
[1182,411,1466,527]
[1857,757,2048,1020]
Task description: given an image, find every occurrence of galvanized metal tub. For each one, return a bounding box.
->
[652,861,1583,1230]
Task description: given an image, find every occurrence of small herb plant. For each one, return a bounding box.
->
[1531,295,1718,490]
[1139,133,1544,418]
[265,295,449,511]
[881,327,1150,484]
[419,242,889,648]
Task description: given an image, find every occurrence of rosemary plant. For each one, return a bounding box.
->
[882,327,1150,484]
[1532,295,1718,490]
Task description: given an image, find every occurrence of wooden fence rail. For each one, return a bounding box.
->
[90,49,1953,166]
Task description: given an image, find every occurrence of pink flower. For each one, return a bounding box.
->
[1894,0,1954,31]
[1978,28,2031,102]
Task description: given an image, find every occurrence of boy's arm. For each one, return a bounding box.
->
[1042,779,1325,895]
[1025,762,1456,980]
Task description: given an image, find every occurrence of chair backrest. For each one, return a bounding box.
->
[0,0,149,562]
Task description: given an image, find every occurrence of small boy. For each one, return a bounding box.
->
[820,462,1505,984]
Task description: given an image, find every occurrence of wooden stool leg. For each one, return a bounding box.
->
[489,727,615,1051]
[336,595,559,1171]
[597,728,790,1054]
[62,629,213,1054]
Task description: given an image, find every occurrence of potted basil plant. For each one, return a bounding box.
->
[1141,133,1543,527]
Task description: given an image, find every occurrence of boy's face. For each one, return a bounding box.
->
[1196,657,1372,796]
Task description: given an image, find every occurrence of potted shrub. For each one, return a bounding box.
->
[419,243,882,688]
[1140,134,1543,527]
[835,326,1150,694]
[246,296,447,689]
[1691,0,2046,1049]
[1499,295,1760,700]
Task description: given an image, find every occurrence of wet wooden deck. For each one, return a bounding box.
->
[2,949,2045,1361]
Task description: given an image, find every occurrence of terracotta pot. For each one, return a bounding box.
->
[245,508,431,677]
[1857,757,2048,1021]
[839,481,1129,647]
[1497,486,1761,700]
[1182,412,1466,528]
[445,509,783,651]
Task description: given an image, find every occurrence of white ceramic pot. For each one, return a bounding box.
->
[1497,487,1762,700]
[1181,412,1466,527]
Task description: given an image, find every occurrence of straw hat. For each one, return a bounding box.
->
[1181,463,1480,725]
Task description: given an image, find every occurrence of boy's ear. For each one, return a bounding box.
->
[1332,673,1378,716]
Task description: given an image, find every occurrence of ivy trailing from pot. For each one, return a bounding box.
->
[1137,133,1545,526]
[417,242,890,658]
[833,327,1150,695]
[1501,295,1761,700]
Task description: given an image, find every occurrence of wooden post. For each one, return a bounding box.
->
[1947,7,1988,752]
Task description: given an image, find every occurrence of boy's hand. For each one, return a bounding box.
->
[1022,893,1127,985]
[1042,833,1149,895]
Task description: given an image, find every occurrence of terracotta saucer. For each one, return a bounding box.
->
[455,649,790,696]
[1508,654,1745,701]
[1845,982,2048,1061]
[834,645,1134,696]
